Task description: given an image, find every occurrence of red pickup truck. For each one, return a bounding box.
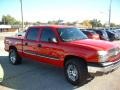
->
[4,25,120,85]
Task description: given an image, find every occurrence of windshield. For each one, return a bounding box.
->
[58,28,88,42]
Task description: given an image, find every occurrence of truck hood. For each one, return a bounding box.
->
[68,39,116,51]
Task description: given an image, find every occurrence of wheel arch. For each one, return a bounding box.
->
[9,46,17,52]
[64,55,87,66]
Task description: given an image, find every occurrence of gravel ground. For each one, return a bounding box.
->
[0,33,120,90]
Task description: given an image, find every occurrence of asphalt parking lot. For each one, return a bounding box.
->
[0,33,120,90]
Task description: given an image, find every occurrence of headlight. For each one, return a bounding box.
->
[98,51,108,62]
[115,48,120,55]
[109,48,120,56]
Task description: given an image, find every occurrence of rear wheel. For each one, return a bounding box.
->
[9,49,22,65]
[64,58,88,86]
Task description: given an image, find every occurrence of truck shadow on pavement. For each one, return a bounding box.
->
[0,56,94,90]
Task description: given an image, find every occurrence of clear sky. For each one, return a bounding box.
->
[0,0,120,24]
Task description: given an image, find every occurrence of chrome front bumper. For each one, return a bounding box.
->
[88,59,120,73]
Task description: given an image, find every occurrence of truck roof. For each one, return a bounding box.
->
[29,25,74,29]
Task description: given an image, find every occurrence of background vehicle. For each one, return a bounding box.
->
[81,29,100,40]
[110,30,119,40]
[15,30,26,37]
[4,25,120,86]
[105,30,116,41]
[116,29,120,40]
[94,29,109,41]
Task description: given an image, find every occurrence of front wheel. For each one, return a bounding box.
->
[64,59,88,86]
[9,49,22,65]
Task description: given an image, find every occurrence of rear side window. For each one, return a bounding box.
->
[89,31,96,34]
[96,31,102,35]
[26,28,39,41]
[82,31,88,35]
[40,28,56,42]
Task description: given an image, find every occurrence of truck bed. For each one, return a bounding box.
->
[4,36,23,52]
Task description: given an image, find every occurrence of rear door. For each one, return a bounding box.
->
[22,27,40,60]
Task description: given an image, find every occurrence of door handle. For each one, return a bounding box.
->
[38,44,42,47]
[25,42,28,46]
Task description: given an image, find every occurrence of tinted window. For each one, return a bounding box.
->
[82,31,89,35]
[26,28,39,41]
[95,30,102,35]
[41,28,56,42]
[58,28,87,42]
[82,30,96,35]
[90,31,96,34]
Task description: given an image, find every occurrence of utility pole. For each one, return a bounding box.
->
[20,0,24,31]
[108,0,112,30]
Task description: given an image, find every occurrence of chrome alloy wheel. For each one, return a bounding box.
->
[67,64,78,81]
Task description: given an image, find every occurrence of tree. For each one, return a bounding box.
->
[89,19,102,28]
[48,19,64,25]
[110,23,116,27]
[2,15,21,25]
[81,20,92,28]
[48,20,56,24]
[33,21,41,25]
[103,23,117,28]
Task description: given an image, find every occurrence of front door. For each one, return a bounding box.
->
[36,27,64,66]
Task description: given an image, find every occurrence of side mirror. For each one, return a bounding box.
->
[48,37,58,43]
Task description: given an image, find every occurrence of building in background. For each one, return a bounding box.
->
[0,25,19,32]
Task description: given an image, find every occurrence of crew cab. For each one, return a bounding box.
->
[4,25,120,85]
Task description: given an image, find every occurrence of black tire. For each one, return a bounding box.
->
[9,49,22,65]
[64,58,88,86]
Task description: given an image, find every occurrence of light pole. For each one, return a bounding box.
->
[20,0,24,31]
[108,0,112,30]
